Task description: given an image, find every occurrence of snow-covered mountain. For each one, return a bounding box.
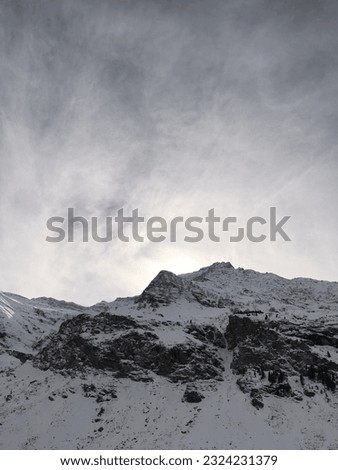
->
[1,262,338,449]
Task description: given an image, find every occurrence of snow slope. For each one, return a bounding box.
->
[0,262,337,449]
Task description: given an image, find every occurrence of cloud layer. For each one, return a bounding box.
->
[1,0,337,304]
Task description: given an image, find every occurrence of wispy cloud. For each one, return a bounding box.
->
[0,0,337,304]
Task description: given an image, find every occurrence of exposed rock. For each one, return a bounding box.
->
[226,315,337,400]
[185,323,226,348]
[182,386,205,403]
[34,312,224,383]
[251,397,264,409]
[6,350,33,364]
[82,383,117,402]
[137,271,186,307]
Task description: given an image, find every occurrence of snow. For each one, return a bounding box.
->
[1,263,338,449]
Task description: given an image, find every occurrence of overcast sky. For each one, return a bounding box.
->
[0,0,337,305]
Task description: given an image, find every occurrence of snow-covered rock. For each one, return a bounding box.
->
[1,262,338,449]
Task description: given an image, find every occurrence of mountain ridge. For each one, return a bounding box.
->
[1,261,338,449]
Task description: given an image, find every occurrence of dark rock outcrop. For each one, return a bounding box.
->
[226,314,337,400]
[137,271,186,308]
[185,323,226,348]
[182,385,205,403]
[34,312,224,383]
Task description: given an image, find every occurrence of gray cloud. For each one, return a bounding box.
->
[0,0,337,304]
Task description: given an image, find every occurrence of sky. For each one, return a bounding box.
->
[0,0,337,305]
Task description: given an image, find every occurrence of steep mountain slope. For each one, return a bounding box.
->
[1,262,338,449]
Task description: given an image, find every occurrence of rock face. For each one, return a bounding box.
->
[34,312,224,383]
[226,314,337,406]
[182,385,205,403]
[185,323,226,348]
[1,262,338,450]
[137,262,238,309]
[137,271,186,307]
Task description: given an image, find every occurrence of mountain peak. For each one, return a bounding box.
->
[207,261,234,271]
[137,270,185,307]
[154,270,180,282]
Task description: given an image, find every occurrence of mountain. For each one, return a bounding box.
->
[1,262,338,449]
